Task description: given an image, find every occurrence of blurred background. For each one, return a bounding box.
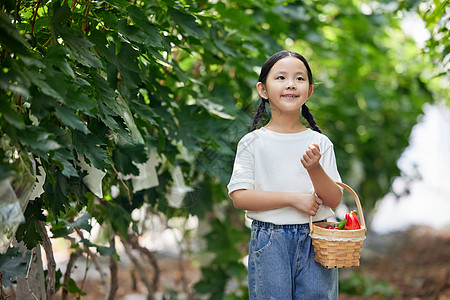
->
[0,0,449,299]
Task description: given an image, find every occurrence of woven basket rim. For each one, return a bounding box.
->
[311,222,366,238]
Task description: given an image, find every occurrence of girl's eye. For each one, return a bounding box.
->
[276,76,285,80]
[297,77,305,81]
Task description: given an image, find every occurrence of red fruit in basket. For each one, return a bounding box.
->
[345,210,361,230]
[325,224,334,229]
[316,224,324,228]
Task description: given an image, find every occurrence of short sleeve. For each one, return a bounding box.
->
[320,144,342,184]
[227,135,255,195]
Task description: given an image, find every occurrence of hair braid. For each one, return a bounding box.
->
[302,104,321,133]
[250,99,267,131]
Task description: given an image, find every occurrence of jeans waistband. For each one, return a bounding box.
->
[251,219,326,230]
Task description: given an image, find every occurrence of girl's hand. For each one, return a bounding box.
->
[289,193,323,216]
[301,143,321,170]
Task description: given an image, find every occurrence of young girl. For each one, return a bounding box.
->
[228,50,342,299]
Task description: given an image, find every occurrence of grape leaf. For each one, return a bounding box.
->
[52,149,78,178]
[79,238,115,256]
[19,126,61,157]
[72,131,109,171]
[0,11,30,55]
[54,105,89,134]
[15,198,45,249]
[112,143,148,175]
[0,247,30,287]
[68,212,92,232]
[126,5,163,48]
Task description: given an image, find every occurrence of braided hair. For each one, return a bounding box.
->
[250,51,321,133]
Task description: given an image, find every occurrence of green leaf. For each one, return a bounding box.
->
[45,44,76,78]
[50,220,73,238]
[68,212,92,231]
[112,143,148,175]
[54,105,89,134]
[107,204,131,238]
[0,247,31,287]
[19,126,61,156]
[46,171,71,217]
[130,100,160,126]
[65,278,86,295]
[27,69,65,102]
[65,90,97,116]
[0,68,30,97]
[0,99,26,129]
[79,238,115,256]
[15,198,45,249]
[72,131,109,171]
[52,149,78,178]
[169,8,207,39]
[62,31,103,68]
[115,42,143,88]
[104,0,131,9]
[0,11,30,55]
[125,5,163,48]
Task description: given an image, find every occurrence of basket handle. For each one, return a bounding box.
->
[309,182,366,234]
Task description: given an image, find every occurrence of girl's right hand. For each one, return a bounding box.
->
[289,193,323,216]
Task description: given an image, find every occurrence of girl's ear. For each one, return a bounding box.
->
[307,84,314,99]
[256,82,268,100]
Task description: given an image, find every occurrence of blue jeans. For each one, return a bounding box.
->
[248,220,338,300]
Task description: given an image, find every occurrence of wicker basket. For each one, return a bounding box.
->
[309,182,367,269]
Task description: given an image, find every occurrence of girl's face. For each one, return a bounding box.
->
[257,56,313,114]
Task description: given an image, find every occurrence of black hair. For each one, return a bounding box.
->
[250,50,321,133]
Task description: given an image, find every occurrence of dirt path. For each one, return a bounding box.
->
[340,226,450,300]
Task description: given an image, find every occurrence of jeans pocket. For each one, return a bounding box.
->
[250,227,273,257]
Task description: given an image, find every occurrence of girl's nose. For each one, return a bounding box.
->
[286,80,296,89]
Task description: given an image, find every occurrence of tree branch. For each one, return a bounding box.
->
[40,221,56,300]
[14,0,22,23]
[81,0,92,36]
[106,234,118,300]
[111,164,132,206]
[128,233,160,290]
[25,249,39,300]
[61,239,82,300]
[74,228,109,291]
[30,0,41,36]
[120,236,155,300]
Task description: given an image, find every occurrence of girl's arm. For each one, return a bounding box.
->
[230,189,323,216]
[301,144,342,209]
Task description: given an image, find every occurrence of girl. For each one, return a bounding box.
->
[228,50,342,299]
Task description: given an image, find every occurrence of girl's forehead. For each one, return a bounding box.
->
[270,56,307,73]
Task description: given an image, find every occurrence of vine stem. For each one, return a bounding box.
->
[74,228,109,291]
[14,0,22,23]
[106,234,118,300]
[128,233,160,290]
[40,221,56,300]
[120,236,155,300]
[0,273,5,300]
[30,0,41,36]
[25,249,39,300]
[82,0,92,36]
[111,164,132,205]
[61,238,82,300]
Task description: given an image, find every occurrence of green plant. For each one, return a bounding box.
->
[340,271,399,298]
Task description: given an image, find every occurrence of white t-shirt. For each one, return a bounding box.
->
[227,127,342,225]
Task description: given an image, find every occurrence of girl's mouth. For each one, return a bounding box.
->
[282,94,298,99]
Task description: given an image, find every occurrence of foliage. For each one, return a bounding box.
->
[0,247,30,288]
[0,0,446,298]
[339,271,399,298]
